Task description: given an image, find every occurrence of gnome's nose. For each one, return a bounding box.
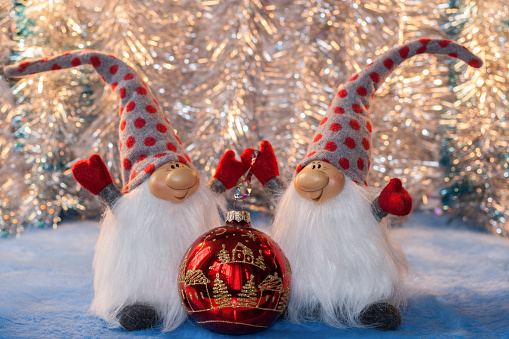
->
[166,167,198,190]
[296,170,329,192]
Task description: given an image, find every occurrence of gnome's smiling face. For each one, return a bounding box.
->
[148,161,200,203]
[294,161,345,203]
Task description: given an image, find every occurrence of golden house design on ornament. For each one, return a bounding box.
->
[180,239,288,313]
[181,269,211,312]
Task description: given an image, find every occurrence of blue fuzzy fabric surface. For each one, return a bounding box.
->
[1,212,508,338]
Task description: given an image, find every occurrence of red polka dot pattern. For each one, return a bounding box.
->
[144,137,156,147]
[262,39,482,185]
[468,59,481,68]
[369,72,380,83]
[136,87,147,95]
[8,41,481,192]
[352,104,363,114]
[126,137,135,149]
[334,107,345,114]
[126,101,136,112]
[144,164,155,174]
[11,51,189,191]
[330,123,342,132]
[175,135,182,145]
[178,156,188,163]
[325,142,337,152]
[362,138,370,150]
[356,86,367,96]
[350,119,360,130]
[156,124,167,133]
[344,137,356,149]
[167,143,176,152]
[17,61,30,73]
[417,46,426,54]
[137,154,147,163]
[90,56,101,67]
[134,118,146,129]
[339,158,350,170]
[357,158,364,170]
[383,58,393,69]
[399,46,409,59]
[438,40,450,48]
[146,105,157,113]
[296,164,304,173]
[123,159,132,170]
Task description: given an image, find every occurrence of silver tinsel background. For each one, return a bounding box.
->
[0,0,507,237]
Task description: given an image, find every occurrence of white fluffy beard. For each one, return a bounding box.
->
[271,178,408,328]
[91,181,225,331]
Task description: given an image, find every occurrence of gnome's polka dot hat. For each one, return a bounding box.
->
[297,38,483,185]
[5,50,192,193]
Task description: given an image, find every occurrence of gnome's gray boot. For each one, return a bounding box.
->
[358,302,401,330]
[118,304,159,331]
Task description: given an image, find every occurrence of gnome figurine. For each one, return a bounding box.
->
[5,51,250,332]
[242,39,483,330]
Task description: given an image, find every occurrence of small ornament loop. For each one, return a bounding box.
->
[233,150,259,210]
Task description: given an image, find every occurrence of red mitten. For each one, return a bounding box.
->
[241,140,280,186]
[378,178,413,216]
[213,150,250,190]
[72,154,114,195]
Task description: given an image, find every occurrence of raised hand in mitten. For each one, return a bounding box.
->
[378,178,413,217]
[72,154,114,195]
[213,150,250,190]
[241,140,280,186]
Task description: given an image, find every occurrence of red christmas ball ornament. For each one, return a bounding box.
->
[178,210,291,335]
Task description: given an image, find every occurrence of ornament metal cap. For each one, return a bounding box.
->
[226,210,251,224]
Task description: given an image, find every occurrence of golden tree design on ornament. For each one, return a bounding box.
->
[237,275,259,308]
[212,273,232,308]
[217,244,230,264]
